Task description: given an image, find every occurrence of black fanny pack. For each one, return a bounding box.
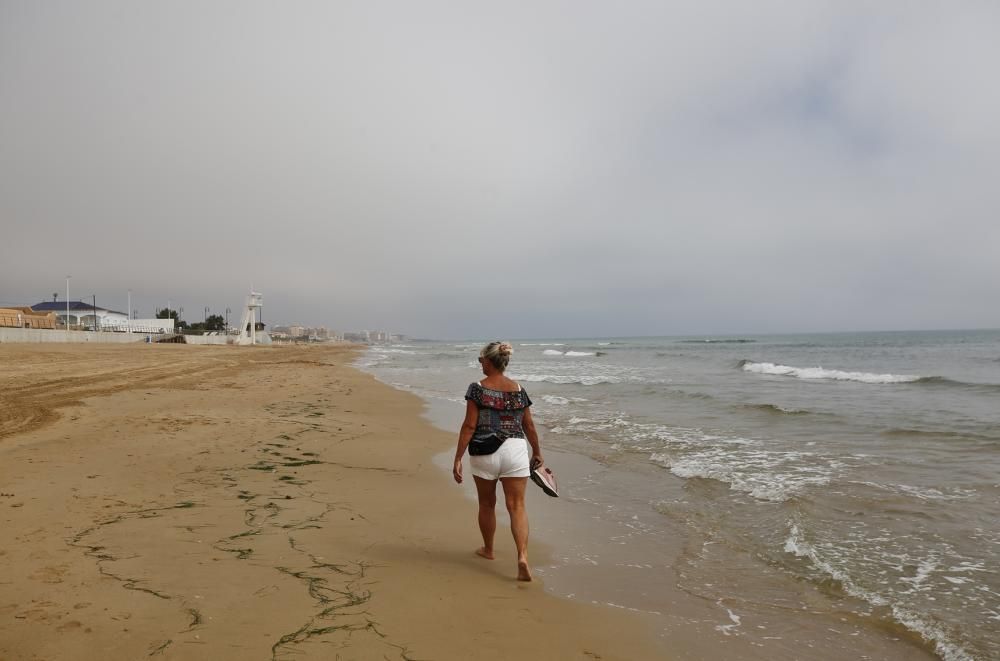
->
[468,434,505,456]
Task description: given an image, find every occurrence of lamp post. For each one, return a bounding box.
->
[225,307,231,334]
[127,289,132,333]
[65,275,71,336]
[92,294,98,332]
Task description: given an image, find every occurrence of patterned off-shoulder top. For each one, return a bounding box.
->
[465,382,533,448]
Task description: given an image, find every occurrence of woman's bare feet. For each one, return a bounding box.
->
[475,546,495,560]
[517,559,532,581]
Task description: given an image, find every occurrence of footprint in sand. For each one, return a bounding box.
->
[30,565,68,583]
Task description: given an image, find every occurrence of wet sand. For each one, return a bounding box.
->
[0,343,666,660]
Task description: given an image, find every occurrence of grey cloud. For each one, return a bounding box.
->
[2,2,998,337]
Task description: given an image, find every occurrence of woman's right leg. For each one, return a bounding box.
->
[473,476,498,559]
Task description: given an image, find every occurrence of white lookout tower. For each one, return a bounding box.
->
[236,290,271,346]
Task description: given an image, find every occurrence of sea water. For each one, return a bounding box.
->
[358,330,1000,660]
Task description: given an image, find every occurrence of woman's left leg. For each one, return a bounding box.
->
[500,476,531,581]
[473,476,498,559]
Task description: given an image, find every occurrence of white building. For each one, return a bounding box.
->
[32,300,127,328]
[30,300,173,333]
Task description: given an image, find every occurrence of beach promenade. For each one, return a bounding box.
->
[0,344,663,660]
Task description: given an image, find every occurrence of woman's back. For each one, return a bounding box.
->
[465,381,532,444]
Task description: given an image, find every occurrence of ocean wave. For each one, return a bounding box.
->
[679,338,757,344]
[540,394,588,406]
[541,349,597,356]
[783,522,974,661]
[386,382,465,405]
[911,376,1000,392]
[508,372,622,386]
[740,403,812,415]
[739,360,921,384]
[520,343,565,346]
[849,481,977,502]
[740,361,1000,390]
[880,427,1000,443]
[654,448,838,502]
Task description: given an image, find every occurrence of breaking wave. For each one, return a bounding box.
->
[739,360,921,384]
[741,403,812,415]
[543,349,597,356]
[739,361,1000,391]
[651,447,841,502]
[508,372,622,386]
[783,523,974,661]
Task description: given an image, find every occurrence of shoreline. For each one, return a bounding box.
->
[0,343,667,660]
[362,347,945,661]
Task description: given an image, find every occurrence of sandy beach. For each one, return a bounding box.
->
[0,343,666,660]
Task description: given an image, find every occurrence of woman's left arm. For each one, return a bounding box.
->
[453,400,478,483]
[522,406,543,467]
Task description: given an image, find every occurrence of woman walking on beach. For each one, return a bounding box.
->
[454,341,542,581]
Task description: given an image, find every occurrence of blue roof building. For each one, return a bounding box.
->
[31,300,128,328]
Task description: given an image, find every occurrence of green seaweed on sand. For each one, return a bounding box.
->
[186,608,202,629]
[148,639,172,656]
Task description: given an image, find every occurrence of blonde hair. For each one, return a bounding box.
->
[480,341,513,372]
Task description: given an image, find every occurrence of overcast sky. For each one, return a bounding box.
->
[2,2,998,338]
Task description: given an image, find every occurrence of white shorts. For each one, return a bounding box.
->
[469,437,530,480]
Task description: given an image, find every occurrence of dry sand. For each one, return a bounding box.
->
[0,343,666,660]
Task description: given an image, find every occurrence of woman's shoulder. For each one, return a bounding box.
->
[475,377,522,391]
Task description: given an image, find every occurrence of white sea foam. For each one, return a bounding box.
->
[543,349,564,356]
[649,452,671,466]
[520,343,565,346]
[651,446,840,502]
[539,394,588,407]
[741,361,921,384]
[783,523,974,661]
[565,351,596,356]
[852,481,977,502]
[672,461,829,502]
[714,601,743,636]
[508,373,622,385]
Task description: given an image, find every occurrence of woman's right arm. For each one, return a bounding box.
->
[453,400,479,483]
[522,407,543,467]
